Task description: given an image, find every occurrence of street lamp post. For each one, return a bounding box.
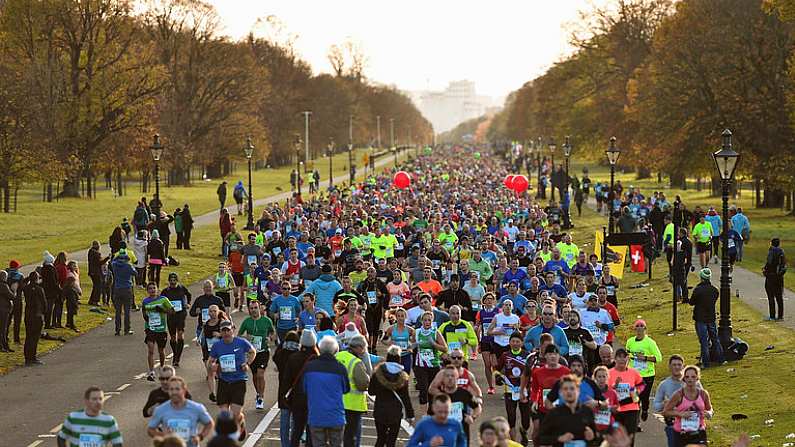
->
[349,115,355,184]
[713,129,740,348]
[243,137,255,230]
[536,138,543,198]
[327,138,334,189]
[563,136,572,198]
[301,111,311,173]
[150,134,163,221]
[548,138,557,201]
[606,137,621,234]
[294,134,302,198]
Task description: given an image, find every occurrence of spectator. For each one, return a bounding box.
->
[303,336,350,447]
[687,269,724,368]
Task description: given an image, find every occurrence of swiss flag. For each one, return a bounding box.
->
[630,245,646,272]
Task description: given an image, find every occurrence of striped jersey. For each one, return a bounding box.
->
[58,409,122,446]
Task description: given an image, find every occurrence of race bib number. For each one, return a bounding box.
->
[167,418,192,441]
[472,301,481,310]
[279,306,293,320]
[206,337,219,351]
[616,383,631,401]
[728,238,735,248]
[510,384,521,401]
[390,295,403,306]
[170,300,182,312]
[78,434,104,447]
[432,259,441,268]
[247,255,258,266]
[632,355,647,372]
[511,366,522,378]
[217,276,227,288]
[367,291,377,305]
[564,441,586,447]
[448,341,461,351]
[569,341,583,356]
[252,335,263,352]
[290,274,300,285]
[543,388,551,402]
[260,281,268,292]
[148,312,162,330]
[419,349,435,363]
[595,408,611,425]
[334,249,342,257]
[219,354,236,373]
[681,412,700,432]
[201,308,210,323]
[450,402,464,422]
[606,285,615,295]
[396,340,409,349]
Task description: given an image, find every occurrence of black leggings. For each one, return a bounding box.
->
[504,395,531,431]
[639,376,655,415]
[374,421,400,447]
[414,366,439,405]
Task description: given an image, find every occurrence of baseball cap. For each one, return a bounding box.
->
[219,320,233,330]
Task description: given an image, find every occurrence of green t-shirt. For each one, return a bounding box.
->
[557,242,580,267]
[143,296,174,333]
[663,223,675,247]
[371,234,390,260]
[625,336,663,378]
[692,222,713,243]
[438,232,458,252]
[359,233,374,255]
[239,316,275,352]
[350,236,363,250]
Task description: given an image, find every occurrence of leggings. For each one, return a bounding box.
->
[504,395,531,431]
[374,421,400,447]
[414,366,439,405]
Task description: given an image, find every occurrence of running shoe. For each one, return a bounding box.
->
[209,392,216,402]
[255,396,264,410]
[487,387,496,395]
[147,371,155,382]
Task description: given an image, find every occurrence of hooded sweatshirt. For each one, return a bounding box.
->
[111,255,137,289]
[305,273,343,316]
[368,363,415,421]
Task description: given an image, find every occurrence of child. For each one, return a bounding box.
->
[120,218,132,243]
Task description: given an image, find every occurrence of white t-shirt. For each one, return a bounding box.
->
[492,312,520,347]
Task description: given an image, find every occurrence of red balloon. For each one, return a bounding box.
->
[511,175,529,193]
[393,171,411,189]
[503,175,515,189]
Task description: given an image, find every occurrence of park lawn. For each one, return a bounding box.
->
[570,162,795,290]
[572,203,795,446]
[0,148,373,265]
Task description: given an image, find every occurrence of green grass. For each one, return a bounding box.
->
[0,148,378,265]
[570,200,795,446]
[567,161,795,290]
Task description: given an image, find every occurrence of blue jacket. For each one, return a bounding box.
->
[111,255,137,289]
[731,212,750,237]
[705,213,722,235]
[303,353,350,428]
[305,274,342,316]
[524,323,570,355]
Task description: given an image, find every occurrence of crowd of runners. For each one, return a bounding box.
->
[3,145,746,447]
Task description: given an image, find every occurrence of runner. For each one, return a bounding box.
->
[538,375,597,446]
[437,305,478,360]
[57,387,122,447]
[608,348,645,445]
[476,292,500,394]
[493,332,531,444]
[147,376,214,447]
[414,310,448,408]
[428,365,482,440]
[237,301,275,410]
[269,279,302,343]
[381,307,415,373]
[528,344,571,446]
[189,280,226,345]
[488,300,521,359]
[624,319,662,426]
[162,273,191,367]
[662,365,713,447]
[207,320,256,441]
[406,394,467,447]
[653,354,687,447]
[142,282,175,381]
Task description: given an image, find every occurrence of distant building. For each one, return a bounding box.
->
[414,81,498,134]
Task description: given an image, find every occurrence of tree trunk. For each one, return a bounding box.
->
[657,172,662,183]
[1,179,9,213]
[762,187,785,208]
[206,161,223,179]
[636,166,651,179]
[696,178,702,192]
[670,172,686,189]
[786,190,792,211]
[46,182,53,202]
[755,178,761,208]
[710,176,721,197]
[60,178,81,197]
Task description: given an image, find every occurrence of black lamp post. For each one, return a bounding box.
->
[150,134,163,220]
[243,137,255,230]
[327,137,334,188]
[548,138,557,201]
[713,128,740,348]
[563,135,572,198]
[348,143,354,184]
[294,134,302,198]
[606,136,620,234]
[536,138,543,198]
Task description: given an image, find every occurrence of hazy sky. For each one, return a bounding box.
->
[207,0,610,101]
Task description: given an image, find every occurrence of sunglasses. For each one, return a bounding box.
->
[542,312,555,316]
[450,356,463,360]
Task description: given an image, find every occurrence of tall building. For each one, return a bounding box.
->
[415,81,496,134]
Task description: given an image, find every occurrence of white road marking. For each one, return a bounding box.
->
[49,424,62,433]
[241,403,280,447]
[166,353,174,359]
[26,441,43,447]
[37,434,56,438]
[133,373,147,380]
[116,383,131,391]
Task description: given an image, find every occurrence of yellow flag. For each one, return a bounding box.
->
[594,231,628,279]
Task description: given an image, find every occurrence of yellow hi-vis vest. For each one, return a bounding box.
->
[336,350,367,412]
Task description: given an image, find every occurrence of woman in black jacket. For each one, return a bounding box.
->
[272,331,300,447]
[62,275,81,332]
[22,271,47,365]
[368,345,415,447]
[147,229,166,287]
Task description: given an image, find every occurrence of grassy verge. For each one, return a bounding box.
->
[572,201,795,446]
[566,161,795,290]
[0,148,377,265]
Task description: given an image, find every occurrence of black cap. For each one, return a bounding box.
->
[544,344,559,355]
[321,264,333,273]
